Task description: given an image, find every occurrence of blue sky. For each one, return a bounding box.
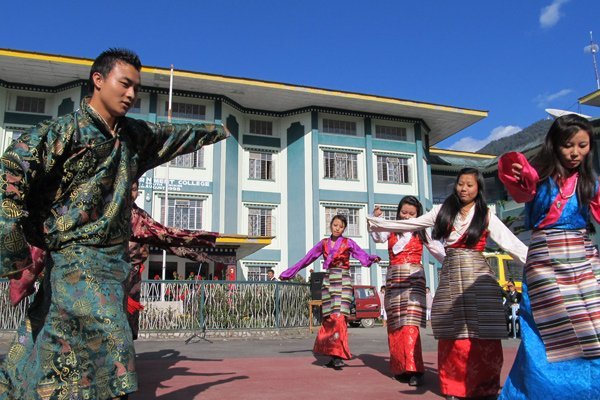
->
[1,0,599,151]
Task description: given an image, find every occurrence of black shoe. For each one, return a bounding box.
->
[332,357,346,370]
[325,358,335,368]
[408,374,424,386]
[394,373,410,383]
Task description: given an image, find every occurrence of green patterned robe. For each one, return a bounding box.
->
[0,98,227,399]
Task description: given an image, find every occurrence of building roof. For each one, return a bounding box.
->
[429,148,498,172]
[579,88,600,107]
[0,48,487,145]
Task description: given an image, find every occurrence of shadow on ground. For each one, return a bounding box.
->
[131,349,249,400]
[357,353,442,397]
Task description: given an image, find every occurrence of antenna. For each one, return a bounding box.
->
[584,31,600,90]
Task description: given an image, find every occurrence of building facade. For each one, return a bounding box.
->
[0,48,487,288]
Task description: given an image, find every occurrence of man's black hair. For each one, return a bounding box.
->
[88,48,142,94]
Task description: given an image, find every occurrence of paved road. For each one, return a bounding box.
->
[0,325,521,399]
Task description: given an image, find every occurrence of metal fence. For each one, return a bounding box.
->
[0,280,312,333]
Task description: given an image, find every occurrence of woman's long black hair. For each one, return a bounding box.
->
[396,195,428,243]
[432,168,488,246]
[532,114,595,207]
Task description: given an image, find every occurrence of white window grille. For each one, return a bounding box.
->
[350,265,362,285]
[249,120,273,136]
[129,98,142,114]
[167,102,206,120]
[375,124,407,141]
[323,151,358,180]
[322,118,357,136]
[16,96,45,113]
[324,207,360,237]
[380,209,397,220]
[377,155,410,184]
[170,148,204,168]
[247,266,271,281]
[380,265,388,286]
[249,152,274,180]
[161,198,203,230]
[248,208,274,236]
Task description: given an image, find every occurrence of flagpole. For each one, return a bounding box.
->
[162,64,174,282]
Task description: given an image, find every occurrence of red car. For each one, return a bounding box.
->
[347,285,382,328]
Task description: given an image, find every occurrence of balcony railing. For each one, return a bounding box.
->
[0,280,312,333]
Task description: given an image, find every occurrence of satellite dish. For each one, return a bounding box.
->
[545,108,591,119]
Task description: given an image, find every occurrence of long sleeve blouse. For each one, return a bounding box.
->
[370,229,446,263]
[280,236,379,279]
[367,204,527,265]
[498,151,600,229]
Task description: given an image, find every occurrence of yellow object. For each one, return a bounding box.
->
[484,252,523,292]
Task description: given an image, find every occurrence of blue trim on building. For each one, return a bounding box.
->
[319,134,366,149]
[149,93,158,114]
[244,249,282,262]
[413,123,433,272]
[372,139,417,153]
[287,121,307,270]
[319,190,368,203]
[364,117,378,284]
[243,135,281,148]
[212,100,222,232]
[4,112,51,125]
[224,115,239,234]
[242,190,281,204]
[373,193,405,206]
[311,111,321,271]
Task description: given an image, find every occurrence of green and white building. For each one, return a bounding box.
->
[0,48,488,287]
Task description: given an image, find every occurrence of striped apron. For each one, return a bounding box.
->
[385,263,427,330]
[432,248,506,339]
[526,229,600,361]
[321,266,353,317]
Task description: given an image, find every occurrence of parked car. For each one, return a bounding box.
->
[484,252,523,292]
[348,285,381,328]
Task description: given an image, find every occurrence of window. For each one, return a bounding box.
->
[2,127,28,150]
[249,152,274,180]
[323,151,358,180]
[170,149,204,168]
[377,155,410,184]
[324,207,360,237]
[486,256,499,279]
[247,266,271,281]
[350,266,362,285]
[248,208,273,236]
[322,118,357,136]
[16,96,45,114]
[167,102,206,120]
[249,120,273,136]
[129,98,142,114]
[161,198,204,230]
[148,261,178,281]
[380,265,388,286]
[505,259,523,282]
[380,209,397,220]
[375,124,407,141]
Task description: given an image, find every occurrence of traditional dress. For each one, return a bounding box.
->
[125,203,218,339]
[0,98,227,400]
[498,152,600,400]
[280,236,379,360]
[370,229,445,377]
[368,206,527,398]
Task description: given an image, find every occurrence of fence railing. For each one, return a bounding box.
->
[0,280,312,333]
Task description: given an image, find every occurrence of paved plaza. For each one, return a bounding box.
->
[0,324,520,399]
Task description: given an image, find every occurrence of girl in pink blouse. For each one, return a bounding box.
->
[280,214,379,369]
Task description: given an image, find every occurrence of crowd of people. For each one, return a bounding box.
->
[0,47,598,400]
